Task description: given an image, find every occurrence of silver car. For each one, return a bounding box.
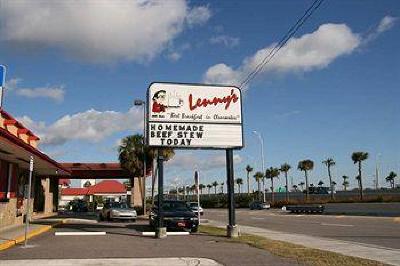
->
[100,202,137,222]
[188,202,204,216]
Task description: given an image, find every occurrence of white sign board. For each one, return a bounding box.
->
[147,83,243,149]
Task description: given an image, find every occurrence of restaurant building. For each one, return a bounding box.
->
[0,109,145,228]
[0,109,70,228]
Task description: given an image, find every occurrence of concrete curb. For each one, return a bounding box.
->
[0,220,65,251]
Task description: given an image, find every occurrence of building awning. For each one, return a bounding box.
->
[60,163,131,179]
[0,126,70,176]
[61,180,127,196]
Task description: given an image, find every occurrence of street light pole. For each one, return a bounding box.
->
[375,153,381,190]
[134,99,147,214]
[253,131,265,202]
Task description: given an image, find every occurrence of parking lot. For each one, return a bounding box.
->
[0,215,297,266]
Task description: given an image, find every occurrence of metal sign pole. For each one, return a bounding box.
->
[195,171,200,225]
[142,101,147,215]
[156,152,166,238]
[226,149,238,238]
[24,156,34,247]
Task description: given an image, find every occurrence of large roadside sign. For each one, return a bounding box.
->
[147,82,243,149]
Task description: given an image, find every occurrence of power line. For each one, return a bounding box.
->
[239,0,325,89]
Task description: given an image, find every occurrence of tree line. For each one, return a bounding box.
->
[118,137,398,205]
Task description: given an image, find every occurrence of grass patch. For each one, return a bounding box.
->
[199,225,385,266]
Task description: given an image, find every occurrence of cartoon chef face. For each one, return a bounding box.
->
[152,90,167,113]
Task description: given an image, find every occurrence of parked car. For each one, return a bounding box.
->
[188,202,204,216]
[69,199,88,212]
[249,201,270,210]
[149,200,199,232]
[99,202,137,222]
[96,203,104,211]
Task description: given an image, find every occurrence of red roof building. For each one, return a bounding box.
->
[87,180,126,195]
[61,187,89,196]
[59,179,71,187]
[61,180,126,196]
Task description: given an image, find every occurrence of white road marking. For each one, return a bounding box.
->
[142,232,190,236]
[250,217,265,220]
[55,232,106,236]
[142,232,155,236]
[320,223,354,227]
[1,258,222,266]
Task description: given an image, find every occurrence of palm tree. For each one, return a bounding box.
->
[191,184,197,195]
[351,152,369,200]
[212,181,219,194]
[342,175,349,191]
[253,172,264,201]
[298,182,305,191]
[235,178,244,194]
[246,165,254,195]
[118,134,175,208]
[199,184,206,194]
[280,163,291,202]
[297,159,314,201]
[318,180,324,187]
[265,167,280,203]
[322,158,336,200]
[292,184,298,192]
[220,182,224,194]
[386,171,397,189]
[207,184,212,195]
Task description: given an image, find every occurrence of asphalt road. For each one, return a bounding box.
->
[204,208,400,250]
[0,218,297,266]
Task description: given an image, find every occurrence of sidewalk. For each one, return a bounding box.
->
[208,220,400,266]
[0,218,62,251]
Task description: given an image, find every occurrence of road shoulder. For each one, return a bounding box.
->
[207,220,400,266]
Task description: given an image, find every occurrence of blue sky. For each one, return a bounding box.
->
[0,0,399,190]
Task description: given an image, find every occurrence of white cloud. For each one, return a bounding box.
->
[186,6,212,26]
[167,153,242,170]
[166,42,190,62]
[209,35,240,48]
[0,1,211,63]
[377,16,397,33]
[17,106,143,146]
[167,51,182,62]
[5,78,65,102]
[364,15,398,43]
[204,23,361,87]
[16,86,65,102]
[5,78,21,91]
